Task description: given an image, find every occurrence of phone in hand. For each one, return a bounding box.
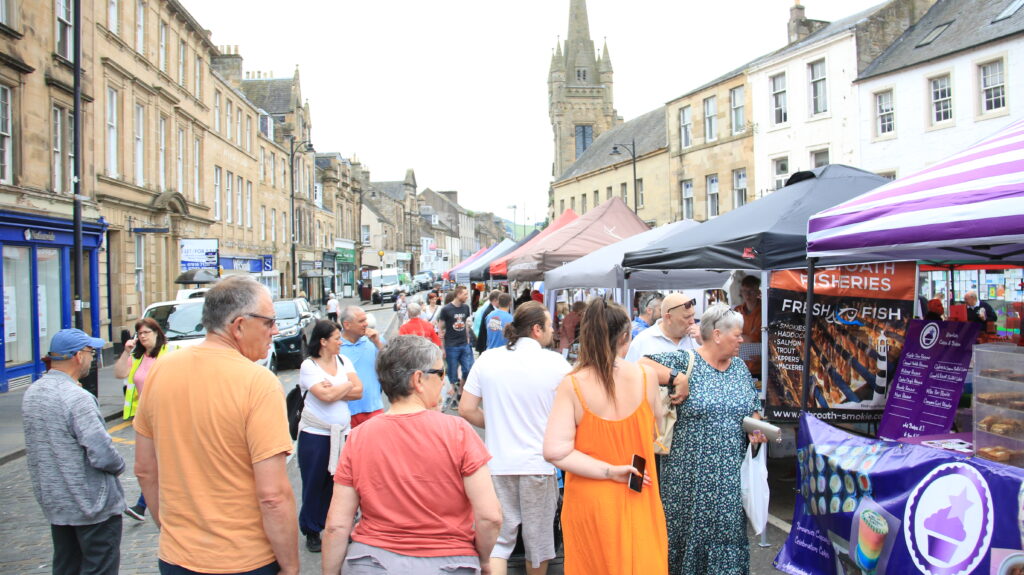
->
[628,454,646,493]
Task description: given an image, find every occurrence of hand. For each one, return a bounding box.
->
[366,328,380,343]
[669,377,689,404]
[124,338,137,353]
[687,324,702,343]
[607,464,651,486]
[748,430,769,444]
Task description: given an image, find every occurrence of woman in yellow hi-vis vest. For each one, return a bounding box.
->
[114,317,169,522]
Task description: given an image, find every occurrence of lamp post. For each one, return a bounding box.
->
[610,137,639,214]
[507,204,517,240]
[289,136,314,297]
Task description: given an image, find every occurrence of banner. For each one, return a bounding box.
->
[878,320,980,441]
[775,413,1024,575]
[179,238,219,271]
[766,262,917,422]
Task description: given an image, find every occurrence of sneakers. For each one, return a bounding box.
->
[124,505,146,521]
[305,531,322,553]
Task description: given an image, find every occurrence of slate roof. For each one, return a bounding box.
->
[371,181,406,202]
[859,0,1024,80]
[240,78,294,115]
[555,106,666,184]
[362,199,392,225]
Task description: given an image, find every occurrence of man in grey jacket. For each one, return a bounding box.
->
[23,328,125,575]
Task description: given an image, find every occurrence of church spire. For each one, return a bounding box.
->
[564,0,597,86]
[599,38,613,73]
[567,0,592,46]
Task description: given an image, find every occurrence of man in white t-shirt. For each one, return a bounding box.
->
[625,291,703,362]
[459,301,570,575]
[325,293,339,323]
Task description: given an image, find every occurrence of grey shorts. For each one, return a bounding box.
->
[342,541,480,574]
[491,474,558,567]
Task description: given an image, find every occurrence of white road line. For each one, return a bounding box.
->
[767,512,792,534]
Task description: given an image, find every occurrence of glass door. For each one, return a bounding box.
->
[37,248,63,355]
[3,246,32,367]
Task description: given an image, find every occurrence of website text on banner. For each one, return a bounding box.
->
[766,262,917,423]
[774,412,1024,575]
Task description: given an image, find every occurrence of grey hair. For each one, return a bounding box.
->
[407,302,422,318]
[339,305,362,325]
[376,335,443,402]
[699,303,744,341]
[642,292,664,313]
[202,276,269,334]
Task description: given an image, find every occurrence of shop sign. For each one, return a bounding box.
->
[335,247,356,263]
[262,255,273,272]
[314,260,323,269]
[765,262,917,423]
[300,260,315,272]
[23,229,56,241]
[179,238,218,271]
[219,257,262,273]
[775,413,1019,575]
[395,251,412,261]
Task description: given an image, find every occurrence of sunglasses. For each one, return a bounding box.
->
[666,299,698,315]
[242,312,278,328]
[424,367,446,380]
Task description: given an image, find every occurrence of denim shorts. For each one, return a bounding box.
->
[343,541,480,574]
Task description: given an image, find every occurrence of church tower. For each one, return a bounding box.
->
[549,0,620,180]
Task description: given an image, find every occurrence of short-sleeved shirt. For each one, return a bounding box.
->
[624,321,698,362]
[339,336,384,416]
[299,355,357,435]
[484,309,513,350]
[399,318,443,347]
[630,317,650,338]
[734,303,762,343]
[335,410,491,557]
[133,345,292,573]
[438,303,472,348]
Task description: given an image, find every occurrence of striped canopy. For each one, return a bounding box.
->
[807,118,1024,264]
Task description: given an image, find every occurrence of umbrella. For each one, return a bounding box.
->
[175,268,219,284]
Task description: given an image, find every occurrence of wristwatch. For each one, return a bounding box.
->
[663,368,680,388]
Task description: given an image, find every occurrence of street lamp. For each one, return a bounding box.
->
[289,135,314,297]
[610,137,639,214]
[507,204,517,240]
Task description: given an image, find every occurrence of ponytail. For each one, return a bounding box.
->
[573,298,629,400]
[504,301,548,350]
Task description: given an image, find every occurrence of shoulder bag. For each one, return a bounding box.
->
[654,349,693,455]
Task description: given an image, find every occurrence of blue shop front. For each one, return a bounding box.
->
[0,211,106,392]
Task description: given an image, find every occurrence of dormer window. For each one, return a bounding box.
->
[917,22,951,47]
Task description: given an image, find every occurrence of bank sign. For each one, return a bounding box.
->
[179,238,219,271]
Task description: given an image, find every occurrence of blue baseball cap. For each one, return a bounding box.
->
[48,329,106,360]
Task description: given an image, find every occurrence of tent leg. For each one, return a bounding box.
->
[801,258,818,411]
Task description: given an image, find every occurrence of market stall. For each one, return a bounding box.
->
[453,238,514,285]
[442,245,491,282]
[468,230,538,282]
[488,209,578,279]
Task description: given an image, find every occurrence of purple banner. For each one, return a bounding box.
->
[775,413,1024,575]
[877,320,980,441]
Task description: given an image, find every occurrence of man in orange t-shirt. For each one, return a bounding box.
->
[134,276,298,575]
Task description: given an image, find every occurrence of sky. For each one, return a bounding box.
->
[182,0,885,228]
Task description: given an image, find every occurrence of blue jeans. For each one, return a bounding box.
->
[297,431,333,535]
[158,560,280,575]
[445,344,475,384]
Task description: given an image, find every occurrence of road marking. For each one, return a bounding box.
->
[112,437,136,445]
[107,421,132,434]
[767,512,792,534]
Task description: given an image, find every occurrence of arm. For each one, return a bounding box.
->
[112,340,137,379]
[321,483,359,575]
[463,465,502,573]
[458,391,485,428]
[71,396,126,476]
[135,433,160,527]
[638,356,690,403]
[254,453,300,575]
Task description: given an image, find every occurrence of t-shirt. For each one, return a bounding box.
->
[133,354,157,391]
[624,321,698,362]
[299,355,357,435]
[484,309,513,350]
[339,336,384,416]
[438,303,471,348]
[630,317,650,338]
[735,303,762,343]
[399,318,442,347]
[326,298,339,313]
[335,410,491,557]
[133,345,292,573]
[464,338,570,475]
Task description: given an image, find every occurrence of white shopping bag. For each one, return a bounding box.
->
[740,443,770,535]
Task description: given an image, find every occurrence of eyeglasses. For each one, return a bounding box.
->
[666,299,698,315]
[242,313,278,328]
[79,348,96,357]
[136,330,154,336]
[424,367,446,380]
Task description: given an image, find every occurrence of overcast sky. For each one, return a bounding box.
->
[182,0,884,228]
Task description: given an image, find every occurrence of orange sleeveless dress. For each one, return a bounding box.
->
[560,372,669,574]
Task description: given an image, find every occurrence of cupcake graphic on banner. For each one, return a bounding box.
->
[855,509,889,571]
[922,490,970,563]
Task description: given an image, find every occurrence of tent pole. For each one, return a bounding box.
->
[948,265,955,307]
[801,257,818,411]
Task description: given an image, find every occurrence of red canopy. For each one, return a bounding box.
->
[489,210,579,278]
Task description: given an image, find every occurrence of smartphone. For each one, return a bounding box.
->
[628,454,646,493]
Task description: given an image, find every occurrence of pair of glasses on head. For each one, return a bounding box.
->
[666,299,698,315]
[241,312,277,328]
[424,367,446,380]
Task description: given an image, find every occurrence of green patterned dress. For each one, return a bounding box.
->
[647,351,760,575]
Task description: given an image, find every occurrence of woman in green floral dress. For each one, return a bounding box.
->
[641,303,767,575]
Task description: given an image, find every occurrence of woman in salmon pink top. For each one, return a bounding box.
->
[322,335,502,575]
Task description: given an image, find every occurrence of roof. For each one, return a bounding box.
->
[748,3,887,72]
[555,106,666,183]
[859,0,1024,80]
[362,199,392,225]
[239,78,294,115]
[370,181,407,202]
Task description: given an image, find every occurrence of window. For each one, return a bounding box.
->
[574,125,593,159]
[875,90,895,136]
[259,147,265,180]
[980,60,1006,112]
[0,0,8,25]
[236,109,242,145]
[270,152,276,186]
[56,0,73,59]
[133,103,144,185]
[52,106,66,193]
[606,186,612,201]
[681,180,693,219]
[134,0,144,53]
[246,181,252,227]
[213,166,221,220]
[812,149,830,168]
[706,174,719,217]
[620,182,627,202]
[106,87,119,177]
[581,194,588,214]
[194,55,201,97]
[0,86,10,184]
[995,0,1024,21]
[575,68,587,82]
[225,171,233,223]
[245,116,252,152]
[109,0,119,34]
[178,39,186,86]
[271,208,276,241]
[917,22,950,47]
[637,178,645,207]
[593,191,598,209]
[158,21,167,72]
[773,157,789,190]
[732,168,747,208]
[226,100,233,138]
[679,106,692,148]
[176,128,184,192]
[158,117,167,190]
[770,73,788,125]
[809,59,828,115]
[236,175,243,225]
[703,96,717,142]
[730,86,745,134]
[559,199,565,214]
[192,136,200,202]
[570,197,576,212]
[930,75,952,124]
[214,91,221,132]
[260,206,266,241]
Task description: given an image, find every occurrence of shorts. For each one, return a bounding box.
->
[490,474,559,567]
[342,541,480,574]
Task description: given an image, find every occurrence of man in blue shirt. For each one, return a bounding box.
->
[485,293,514,349]
[631,292,663,338]
[338,306,385,427]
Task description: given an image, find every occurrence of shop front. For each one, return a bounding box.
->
[334,240,356,298]
[0,211,105,392]
[220,254,280,299]
[321,252,336,302]
[299,259,328,305]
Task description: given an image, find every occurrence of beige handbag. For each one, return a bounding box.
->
[654,349,694,455]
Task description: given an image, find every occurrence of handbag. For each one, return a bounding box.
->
[286,384,309,441]
[654,349,694,455]
[741,442,770,535]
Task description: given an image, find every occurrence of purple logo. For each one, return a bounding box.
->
[919,322,940,349]
[904,463,993,575]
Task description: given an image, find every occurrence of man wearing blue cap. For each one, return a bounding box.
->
[23,328,125,575]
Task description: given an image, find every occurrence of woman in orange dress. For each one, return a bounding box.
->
[544,298,668,574]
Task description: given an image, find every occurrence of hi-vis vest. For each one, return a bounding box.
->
[123,346,168,419]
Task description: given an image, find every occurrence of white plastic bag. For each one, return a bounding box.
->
[740,443,770,535]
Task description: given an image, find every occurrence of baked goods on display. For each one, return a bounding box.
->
[973,345,1024,469]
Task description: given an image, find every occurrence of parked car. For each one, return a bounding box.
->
[142,298,279,373]
[272,298,319,368]
[413,272,433,291]
[370,268,403,304]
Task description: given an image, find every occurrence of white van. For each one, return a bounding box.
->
[370,268,403,304]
